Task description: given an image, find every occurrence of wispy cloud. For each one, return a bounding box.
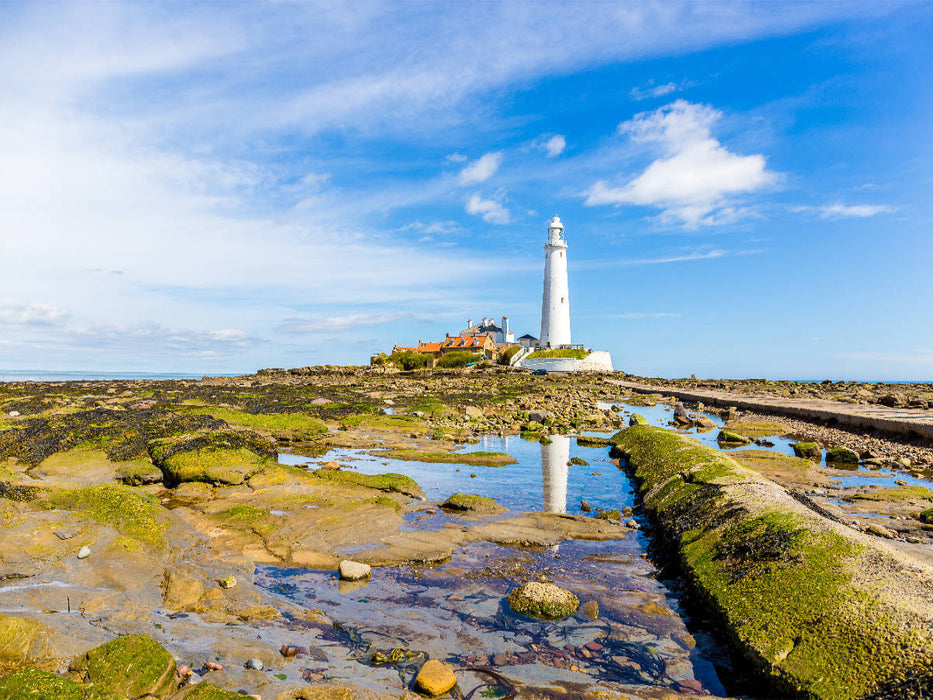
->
[466,192,510,225]
[278,313,412,335]
[459,152,503,185]
[584,100,778,227]
[629,79,694,101]
[793,203,896,219]
[577,247,764,269]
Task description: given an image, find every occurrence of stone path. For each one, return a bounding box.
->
[609,380,933,441]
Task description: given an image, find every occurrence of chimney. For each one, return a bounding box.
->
[467,318,472,329]
[502,316,509,338]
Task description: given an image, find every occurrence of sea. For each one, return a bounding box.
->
[0,370,233,382]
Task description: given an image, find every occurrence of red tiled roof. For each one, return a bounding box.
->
[415,342,443,353]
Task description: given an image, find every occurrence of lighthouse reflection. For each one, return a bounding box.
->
[541,434,570,514]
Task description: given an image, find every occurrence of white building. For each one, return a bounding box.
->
[539,215,571,348]
[460,317,514,345]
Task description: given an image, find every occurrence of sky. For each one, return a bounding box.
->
[0,1,930,380]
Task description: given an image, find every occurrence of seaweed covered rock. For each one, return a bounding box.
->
[507,581,579,620]
[311,468,424,499]
[791,441,822,460]
[0,669,123,700]
[0,613,59,674]
[825,446,859,464]
[716,430,752,446]
[441,493,504,513]
[148,430,276,486]
[613,425,933,700]
[70,634,176,699]
[175,682,244,699]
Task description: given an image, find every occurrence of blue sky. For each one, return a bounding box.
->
[0,1,930,379]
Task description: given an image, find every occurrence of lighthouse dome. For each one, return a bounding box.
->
[548,215,564,231]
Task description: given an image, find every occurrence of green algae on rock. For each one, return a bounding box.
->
[715,430,752,446]
[507,581,579,620]
[310,468,425,499]
[46,484,169,549]
[70,634,176,699]
[441,493,505,513]
[381,449,517,467]
[791,441,822,460]
[0,668,124,700]
[612,424,933,700]
[148,430,276,486]
[825,446,860,464]
[0,614,59,674]
[179,681,246,699]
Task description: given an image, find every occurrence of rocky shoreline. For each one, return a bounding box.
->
[0,366,931,698]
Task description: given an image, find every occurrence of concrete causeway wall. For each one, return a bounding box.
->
[611,380,933,441]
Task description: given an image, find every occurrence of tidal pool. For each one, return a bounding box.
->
[274,435,740,697]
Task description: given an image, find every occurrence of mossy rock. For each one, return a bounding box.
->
[177,406,326,442]
[825,446,859,465]
[716,430,752,446]
[70,634,176,699]
[851,486,933,503]
[507,581,579,619]
[919,508,933,524]
[791,442,822,460]
[115,459,163,486]
[520,421,544,433]
[568,456,589,466]
[441,493,504,513]
[0,669,124,700]
[595,509,621,521]
[311,469,424,499]
[576,436,611,448]
[45,485,169,549]
[0,614,58,674]
[148,430,275,486]
[177,681,244,699]
[382,450,516,467]
[628,413,648,427]
[614,425,933,700]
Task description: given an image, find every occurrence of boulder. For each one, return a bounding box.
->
[70,634,176,699]
[441,493,504,513]
[595,509,621,521]
[463,406,483,420]
[791,442,822,460]
[0,669,121,700]
[826,446,859,465]
[413,659,457,696]
[507,581,579,620]
[716,430,752,446]
[528,409,552,424]
[0,613,59,674]
[338,560,371,581]
[628,413,648,427]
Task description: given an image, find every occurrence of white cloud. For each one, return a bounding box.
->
[630,81,679,101]
[585,100,777,226]
[819,203,895,219]
[278,313,411,335]
[466,193,510,225]
[445,153,468,163]
[458,152,503,185]
[545,135,566,158]
[0,301,70,327]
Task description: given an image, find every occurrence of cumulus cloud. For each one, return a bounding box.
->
[585,100,777,226]
[278,312,411,335]
[466,192,510,224]
[458,152,503,185]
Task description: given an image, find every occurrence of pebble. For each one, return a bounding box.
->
[54,529,78,540]
[625,519,640,529]
[77,546,91,560]
[413,659,457,696]
[188,673,202,685]
[219,576,237,589]
[205,662,223,672]
[245,658,264,671]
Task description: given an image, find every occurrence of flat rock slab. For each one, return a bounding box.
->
[612,380,933,440]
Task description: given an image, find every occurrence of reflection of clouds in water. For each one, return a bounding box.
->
[541,435,570,513]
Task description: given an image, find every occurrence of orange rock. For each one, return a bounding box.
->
[413,659,456,696]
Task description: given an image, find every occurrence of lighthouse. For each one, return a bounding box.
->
[539,215,571,348]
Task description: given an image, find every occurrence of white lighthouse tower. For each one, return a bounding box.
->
[539,215,571,348]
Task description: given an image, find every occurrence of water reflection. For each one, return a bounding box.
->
[541,434,570,513]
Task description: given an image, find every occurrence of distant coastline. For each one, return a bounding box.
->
[0,369,234,382]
